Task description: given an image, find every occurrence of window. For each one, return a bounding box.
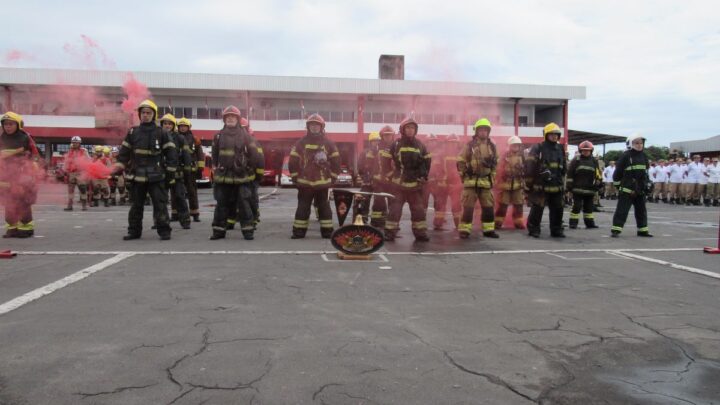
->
[421,114,433,124]
[371,112,384,123]
[518,116,528,127]
[210,108,222,119]
[329,111,343,122]
[196,108,209,119]
[277,110,290,120]
[289,110,303,120]
[434,114,446,125]
[318,111,330,121]
[362,112,371,123]
[342,111,355,122]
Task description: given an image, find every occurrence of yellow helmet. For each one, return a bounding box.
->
[177,117,192,128]
[94,145,104,154]
[103,146,111,154]
[368,131,380,141]
[1,111,24,130]
[159,113,177,128]
[543,123,562,137]
[137,99,158,120]
[473,118,492,131]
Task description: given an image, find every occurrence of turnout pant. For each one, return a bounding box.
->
[92,179,110,202]
[424,184,449,229]
[212,184,238,236]
[184,171,199,216]
[612,192,649,234]
[169,177,191,226]
[128,181,170,237]
[495,188,524,229]
[293,187,333,238]
[527,191,564,235]
[368,183,391,229]
[67,172,88,204]
[352,184,373,224]
[569,193,596,228]
[385,188,427,239]
[459,187,495,236]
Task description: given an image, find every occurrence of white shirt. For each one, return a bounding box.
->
[685,162,702,183]
[668,164,684,183]
[698,164,709,184]
[602,166,615,182]
[652,165,668,183]
[708,163,720,184]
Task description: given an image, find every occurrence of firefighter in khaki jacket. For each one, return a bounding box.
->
[381,117,431,242]
[289,114,341,239]
[64,136,90,211]
[108,147,127,205]
[1,111,40,238]
[457,118,500,239]
[443,134,463,229]
[495,135,525,230]
[91,145,111,207]
[423,134,450,230]
[177,117,204,222]
[368,126,396,229]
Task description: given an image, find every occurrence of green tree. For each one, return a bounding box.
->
[602,150,624,163]
[644,146,670,162]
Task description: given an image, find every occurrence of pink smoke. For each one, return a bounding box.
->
[121,74,152,124]
[62,35,117,70]
[3,49,36,65]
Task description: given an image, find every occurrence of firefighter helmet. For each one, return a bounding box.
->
[507,136,522,145]
[543,123,562,137]
[473,118,492,131]
[306,113,326,129]
[137,100,158,120]
[627,133,645,145]
[94,145,104,154]
[579,140,594,151]
[177,117,192,128]
[71,136,82,143]
[103,146,111,154]
[222,105,242,120]
[368,131,381,141]
[399,116,418,135]
[111,146,118,153]
[379,125,395,136]
[159,113,177,128]
[1,111,24,130]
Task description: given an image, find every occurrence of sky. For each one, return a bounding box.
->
[2,0,719,149]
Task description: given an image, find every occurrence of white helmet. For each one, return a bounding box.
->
[111,146,119,153]
[627,133,645,145]
[71,136,82,143]
[507,136,522,145]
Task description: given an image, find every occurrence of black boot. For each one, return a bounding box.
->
[242,231,254,240]
[81,201,87,211]
[610,230,620,238]
[2,229,18,238]
[483,231,499,238]
[209,231,226,240]
[550,230,566,238]
[192,214,201,222]
[320,228,334,239]
[585,220,599,229]
[170,214,179,222]
[104,199,110,207]
[159,233,171,240]
[704,200,711,207]
[181,222,191,230]
[568,218,578,229]
[123,233,141,241]
[637,231,653,237]
[92,200,99,207]
[64,203,73,211]
[714,200,719,207]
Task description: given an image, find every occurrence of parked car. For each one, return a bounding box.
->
[334,166,354,187]
[279,157,294,188]
[197,154,212,188]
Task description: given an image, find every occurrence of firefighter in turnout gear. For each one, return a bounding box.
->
[64,136,89,211]
[457,118,499,239]
[611,134,653,238]
[115,99,178,240]
[177,117,204,222]
[382,117,431,242]
[210,106,260,240]
[366,125,396,229]
[108,146,127,205]
[525,123,567,238]
[1,111,40,238]
[289,114,341,239]
[443,134,463,229]
[423,134,449,230]
[495,135,525,230]
[566,141,601,229]
[233,121,264,231]
[160,114,192,230]
[353,131,382,223]
[91,145,111,207]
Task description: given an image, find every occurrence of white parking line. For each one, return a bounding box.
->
[545,252,628,261]
[609,251,720,280]
[0,253,135,316]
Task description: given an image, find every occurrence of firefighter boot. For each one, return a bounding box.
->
[81,200,87,211]
[568,218,579,229]
[103,198,110,207]
[193,214,201,222]
[64,199,73,211]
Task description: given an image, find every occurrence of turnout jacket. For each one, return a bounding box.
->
[288,132,340,189]
[524,140,566,193]
[457,137,497,189]
[613,149,650,195]
[211,126,260,184]
[117,122,178,183]
[498,151,525,191]
[566,154,601,195]
[381,136,430,190]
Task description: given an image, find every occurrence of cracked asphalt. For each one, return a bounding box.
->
[0,184,719,404]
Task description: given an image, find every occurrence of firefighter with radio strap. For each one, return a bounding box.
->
[160,114,192,230]
[566,140,601,229]
[114,99,178,241]
[289,114,340,239]
[495,135,526,230]
[209,106,260,240]
[457,118,499,239]
[610,134,653,238]
[177,117,204,222]
[353,131,382,224]
[524,123,567,238]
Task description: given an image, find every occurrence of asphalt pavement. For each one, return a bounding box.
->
[1,183,719,405]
